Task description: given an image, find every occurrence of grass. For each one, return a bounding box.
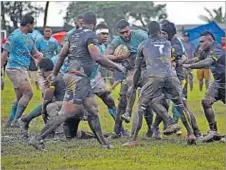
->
[1,74,226,170]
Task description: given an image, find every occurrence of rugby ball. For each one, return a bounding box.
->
[113,44,130,59]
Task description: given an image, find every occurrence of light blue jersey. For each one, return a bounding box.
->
[107,29,148,54]
[31,29,43,42]
[4,29,37,70]
[61,28,76,46]
[89,44,106,79]
[36,37,60,59]
[51,55,68,73]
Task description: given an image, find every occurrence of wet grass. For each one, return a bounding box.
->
[1,75,226,170]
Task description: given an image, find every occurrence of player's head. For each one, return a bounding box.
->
[82,12,97,31]
[148,21,161,38]
[44,26,52,39]
[38,58,54,78]
[199,31,215,50]
[160,20,176,41]
[74,15,83,29]
[20,14,35,33]
[183,32,190,42]
[96,23,109,44]
[116,19,131,42]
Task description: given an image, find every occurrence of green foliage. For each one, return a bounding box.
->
[65,2,167,34]
[199,7,226,23]
[1,2,43,31]
[1,74,225,170]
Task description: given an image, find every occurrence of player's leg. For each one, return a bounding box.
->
[188,71,193,91]
[19,104,42,138]
[5,88,22,127]
[6,69,33,127]
[197,69,204,92]
[166,76,196,144]
[29,73,81,150]
[201,81,224,142]
[204,69,210,90]
[83,96,112,148]
[144,105,154,137]
[183,100,202,138]
[113,80,128,138]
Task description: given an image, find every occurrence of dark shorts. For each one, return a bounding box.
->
[140,76,182,100]
[63,73,94,104]
[113,70,125,81]
[204,81,225,104]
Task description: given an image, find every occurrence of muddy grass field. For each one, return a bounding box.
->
[1,76,226,170]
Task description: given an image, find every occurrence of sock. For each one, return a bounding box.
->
[14,104,27,121]
[172,104,180,123]
[108,108,116,120]
[22,104,42,123]
[8,103,18,121]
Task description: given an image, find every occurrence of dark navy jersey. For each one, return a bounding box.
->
[140,37,177,77]
[171,36,186,80]
[51,73,66,101]
[67,27,99,76]
[206,42,225,83]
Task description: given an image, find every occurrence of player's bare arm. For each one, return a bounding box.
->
[53,41,70,76]
[88,43,125,73]
[1,50,8,68]
[183,57,214,69]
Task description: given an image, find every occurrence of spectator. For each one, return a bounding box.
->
[183,32,196,91]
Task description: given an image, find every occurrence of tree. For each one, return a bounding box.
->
[43,1,49,27]
[64,2,167,34]
[1,2,43,32]
[199,7,226,23]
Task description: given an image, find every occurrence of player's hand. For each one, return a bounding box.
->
[33,52,43,61]
[182,64,191,69]
[47,73,56,83]
[117,64,126,74]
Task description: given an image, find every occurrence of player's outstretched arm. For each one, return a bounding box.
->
[183,57,214,69]
[88,44,125,73]
[53,42,69,76]
[132,44,144,89]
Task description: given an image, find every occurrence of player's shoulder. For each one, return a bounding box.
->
[132,29,147,35]
[111,36,123,45]
[36,36,44,42]
[209,42,225,55]
[67,28,76,36]
[132,29,148,37]
[8,29,21,39]
[50,37,58,43]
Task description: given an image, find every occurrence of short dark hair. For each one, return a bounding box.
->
[200,31,215,40]
[20,14,34,26]
[38,58,54,71]
[116,19,129,30]
[83,12,96,25]
[44,26,52,30]
[148,21,160,36]
[77,15,83,20]
[96,22,108,30]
